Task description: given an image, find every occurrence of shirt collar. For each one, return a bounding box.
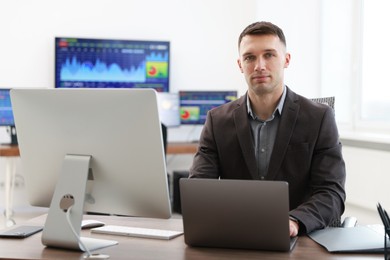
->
[247,85,287,120]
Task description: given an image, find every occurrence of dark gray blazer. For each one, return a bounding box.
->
[189,87,346,234]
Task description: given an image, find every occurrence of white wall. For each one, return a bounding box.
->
[0,0,256,95]
[343,146,390,211]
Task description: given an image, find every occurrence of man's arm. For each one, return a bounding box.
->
[289,106,346,234]
[189,112,220,179]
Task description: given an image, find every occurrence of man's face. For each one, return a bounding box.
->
[237,34,290,96]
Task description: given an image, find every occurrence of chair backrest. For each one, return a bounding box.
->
[310,96,340,227]
[310,96,335,109]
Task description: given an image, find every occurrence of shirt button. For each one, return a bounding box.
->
[260,176,265,180]
[261,148,265,153]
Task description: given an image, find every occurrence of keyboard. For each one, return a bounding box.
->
[91,225,183,240]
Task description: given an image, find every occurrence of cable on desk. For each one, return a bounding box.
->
[65,206,110,259]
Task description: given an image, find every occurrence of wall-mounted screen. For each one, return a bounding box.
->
[55,37,170,92]
[179,91,238,125]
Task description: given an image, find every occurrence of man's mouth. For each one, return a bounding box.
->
[252,74,269,82]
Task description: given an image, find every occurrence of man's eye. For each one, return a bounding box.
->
[264,53,274,58]
[244,56,255,62]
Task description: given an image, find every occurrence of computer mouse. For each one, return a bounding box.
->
[341,216,357,228]
[81,220,105,229]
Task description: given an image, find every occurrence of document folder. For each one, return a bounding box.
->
[308,225,387,253]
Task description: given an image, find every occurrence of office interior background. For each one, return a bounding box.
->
[0,0,389,219]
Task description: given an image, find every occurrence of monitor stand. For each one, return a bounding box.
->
[42,154,118,251]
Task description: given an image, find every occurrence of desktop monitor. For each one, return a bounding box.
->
[11,88,171,251]
[157,92,180,127]
[0,88,17,144]
[55,37,170,92]
[179,90,238,125]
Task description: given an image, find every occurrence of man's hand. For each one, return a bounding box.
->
[289,219,299,237]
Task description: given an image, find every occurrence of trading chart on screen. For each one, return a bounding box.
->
[55,37,170,92]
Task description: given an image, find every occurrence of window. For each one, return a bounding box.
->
[361,0,390,123]
[321,0,390,137]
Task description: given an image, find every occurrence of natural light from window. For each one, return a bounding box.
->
[361,0,390,122]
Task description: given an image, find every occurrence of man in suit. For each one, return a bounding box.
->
[189,21,346,237]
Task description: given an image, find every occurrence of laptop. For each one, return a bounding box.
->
[179,178,298,252]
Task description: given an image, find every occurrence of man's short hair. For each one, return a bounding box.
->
[238,21,286,48]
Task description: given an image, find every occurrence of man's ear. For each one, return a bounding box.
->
[237,59,244,73]
[284,53,291,68]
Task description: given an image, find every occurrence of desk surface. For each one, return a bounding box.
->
[167,142,198,154]
[0,144,20,157]
[0,143,197,157]
[0,214,382,260]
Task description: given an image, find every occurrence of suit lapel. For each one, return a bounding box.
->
[267,89,300,179]
[234,95,258,180]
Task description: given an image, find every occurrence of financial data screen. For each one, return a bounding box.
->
[179,91,238,125]
[55,37,170,92]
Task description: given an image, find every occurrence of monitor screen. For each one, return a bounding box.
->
[0,88,14,126]
[11,88,171,219]
[55,37,170,92]
[157,92,180,127]
[179,91,238,125]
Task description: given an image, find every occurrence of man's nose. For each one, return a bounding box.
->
[254,57,266,71]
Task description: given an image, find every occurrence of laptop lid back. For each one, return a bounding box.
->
[180,179,291,251]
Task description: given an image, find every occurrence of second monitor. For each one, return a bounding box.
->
[179,90,238,125]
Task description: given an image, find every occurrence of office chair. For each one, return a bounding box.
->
[161,123,167,155]
[310,96,335,109]
[311,96,348,227]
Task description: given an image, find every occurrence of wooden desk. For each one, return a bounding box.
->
[167,142,198,154]
[0,214,382,260]
[0,143,197,156]
[0,143,197,155]
[0,144,19,156]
